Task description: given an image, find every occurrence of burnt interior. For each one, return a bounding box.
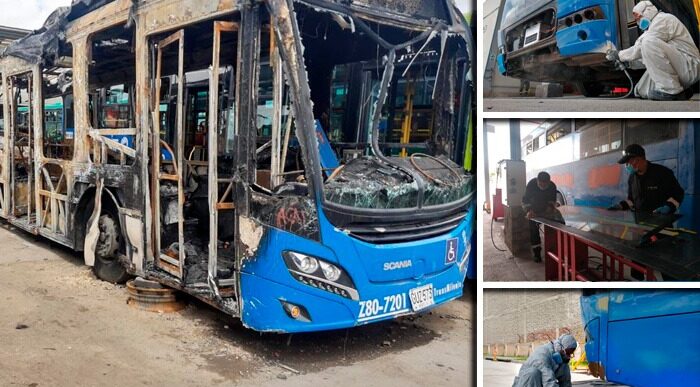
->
[10,73,33,218]
[148,16,242,284]
[41,41,75,161]
[292,4,471,216]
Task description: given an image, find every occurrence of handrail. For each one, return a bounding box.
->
[88,129,136,159]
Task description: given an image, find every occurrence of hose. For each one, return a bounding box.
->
[490,216,508,252]
[607,62,635,100]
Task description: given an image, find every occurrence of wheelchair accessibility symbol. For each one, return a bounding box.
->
[445,238,458,264]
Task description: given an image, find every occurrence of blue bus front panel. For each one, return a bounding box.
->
[240,206,474,333]
[555,0,618,57]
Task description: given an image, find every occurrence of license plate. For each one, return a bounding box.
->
[409,284,434,312]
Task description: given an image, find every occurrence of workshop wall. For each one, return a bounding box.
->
[483,289,583,346]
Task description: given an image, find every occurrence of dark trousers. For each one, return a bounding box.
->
[529,220,541,248]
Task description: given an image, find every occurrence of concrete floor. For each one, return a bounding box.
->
[0,221,474,387]
[483,94,700,113]
[483,214,545,282]
[483,360,602,387]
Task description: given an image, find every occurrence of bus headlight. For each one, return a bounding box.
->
[288,251,319,274]
[282,251,359,300]
[319,261,341,282]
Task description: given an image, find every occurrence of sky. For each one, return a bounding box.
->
[0,0,72,30]
[456,0,472,13]
[1,0,474,30]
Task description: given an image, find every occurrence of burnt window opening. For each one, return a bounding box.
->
[295,4,467,159]
[42,43,75,161]
[247,10,319,241]
[255,23,301,193]
[10,73,34,217]
[0,77,4,139]
[149,15,242,285]
[292,4,471,214]
[88,23,136,165]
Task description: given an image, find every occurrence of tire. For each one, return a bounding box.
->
[93,212,130,284]
[577,81,604,97]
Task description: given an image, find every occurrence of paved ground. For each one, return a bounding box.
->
[484,360,601,386]
[0,221,474,387]
[483,93,700,113]
[482,214,544,282]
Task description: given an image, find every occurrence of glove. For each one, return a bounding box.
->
[605,49,619,62]
[653,203,676,215]
[607,201,630,211]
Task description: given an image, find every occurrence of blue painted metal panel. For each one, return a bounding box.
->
[555,0,618,57]
[465,201,477,280]
[582,291,700,386]
[556,20,614,57]
[607,313,700,386]
[315,120,340,177]
[239,203,474,332]
[580,292,608,372]
[607,290,700,321]
[556,0,612,19]
[524,122,699,231]
[497,53,506,75]
[105,134,135,149]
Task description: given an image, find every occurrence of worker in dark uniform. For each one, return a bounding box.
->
[523,172,562,262]
[608,144,684,214]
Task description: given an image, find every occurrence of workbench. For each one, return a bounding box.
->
[532,205,700,281]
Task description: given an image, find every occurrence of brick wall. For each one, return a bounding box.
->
[483,289,583,347]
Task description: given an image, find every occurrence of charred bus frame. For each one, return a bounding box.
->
[0,0,475,332]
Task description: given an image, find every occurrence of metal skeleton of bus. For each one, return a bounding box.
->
[0,0,474,332]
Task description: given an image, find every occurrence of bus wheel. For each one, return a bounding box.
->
[577,81,605,97]
[93,213,130,284]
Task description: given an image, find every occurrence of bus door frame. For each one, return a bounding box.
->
[151,30,186,279]
[207,20,241,294]
[7,68,41,229]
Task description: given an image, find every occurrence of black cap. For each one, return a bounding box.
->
[617,144,645,164]
[537,171,551,182]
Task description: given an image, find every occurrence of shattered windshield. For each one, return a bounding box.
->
[500,0,552,28]
[293,4,472,210]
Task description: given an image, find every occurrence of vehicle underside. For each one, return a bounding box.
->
[499,0,699,96]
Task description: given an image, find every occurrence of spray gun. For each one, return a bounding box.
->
[604,43,634,99]
[605,48,628,72]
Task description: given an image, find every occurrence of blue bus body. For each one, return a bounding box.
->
[497,0,699,95]
[241,204,475,332]
[521,120,700,231]
[581,290,700,385]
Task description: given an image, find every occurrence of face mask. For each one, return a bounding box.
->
[639,18,651,30]
[552,352,563,365]
[625,164,637,174]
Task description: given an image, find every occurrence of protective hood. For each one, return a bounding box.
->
[633,1,659,21]
[553,334,578,352]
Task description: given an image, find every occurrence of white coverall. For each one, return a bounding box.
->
[512,339,574,387]
[618,10,700,99]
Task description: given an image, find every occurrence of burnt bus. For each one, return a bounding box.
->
[0,0,475,332]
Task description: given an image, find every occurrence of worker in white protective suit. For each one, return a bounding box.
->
[606,1,700,100]
[512,334,577,387]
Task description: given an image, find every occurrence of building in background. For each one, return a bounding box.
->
[0,25,29,52]
[484,289,583,358]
